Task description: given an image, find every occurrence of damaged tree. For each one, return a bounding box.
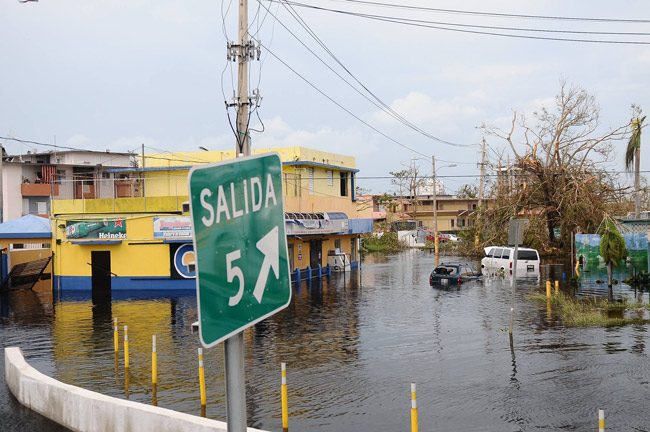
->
[481,83,629,252]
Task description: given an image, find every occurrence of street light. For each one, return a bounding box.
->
[431,156,456,258]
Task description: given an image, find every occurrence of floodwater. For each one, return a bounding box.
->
[2,250,650,431]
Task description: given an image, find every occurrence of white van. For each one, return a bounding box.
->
[481,246,540,277]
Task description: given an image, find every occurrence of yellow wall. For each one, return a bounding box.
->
[52,196,187,215]
[142,171,188,197]
[287,234,358,269]
[53,215,173,278]
[142,146,356,170]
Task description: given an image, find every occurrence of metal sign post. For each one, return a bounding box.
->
[508,218,528,340]
[189,154,291,431]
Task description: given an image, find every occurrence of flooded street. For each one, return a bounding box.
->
[2,250,650,431]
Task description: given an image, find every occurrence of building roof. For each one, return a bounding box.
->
[8,150,132,157]
[105,160,360,174]
[0,215,51,239]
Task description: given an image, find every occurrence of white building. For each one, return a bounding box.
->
[1,150,133,222]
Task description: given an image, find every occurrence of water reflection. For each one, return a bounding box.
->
[3,251,650,430]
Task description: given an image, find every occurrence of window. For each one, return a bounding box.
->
[451,219,455,228]
[308,168,314,193]
[501,249,510,259]
[517,250,539,260]
[334,239,341,250]
[340,172,348,197]
[493,248,503,258]
[327,170,333,186]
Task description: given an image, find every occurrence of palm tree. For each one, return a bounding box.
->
[625,112,646,218]
[598,216,627,301]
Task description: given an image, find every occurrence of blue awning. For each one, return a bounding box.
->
[0,214,51,239]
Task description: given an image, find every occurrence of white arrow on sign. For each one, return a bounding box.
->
[253,226,280,303]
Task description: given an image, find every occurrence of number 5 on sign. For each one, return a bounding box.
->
[227,250,244,306]
[189,153,292,348]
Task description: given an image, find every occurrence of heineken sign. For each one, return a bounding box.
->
[189,153,291,348]
[65,218,126,240]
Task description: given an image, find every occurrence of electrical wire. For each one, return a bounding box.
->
[256,40,430,158]
[293,8,650,36]
[302,0,650,24]
[276,1,650,45]
[262,0,475,148]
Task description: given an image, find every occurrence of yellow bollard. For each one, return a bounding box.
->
[113,318,119,353]
[546,280,551,298]
[152,335,157,386]
[124,325,129,369]
[281,362,289,431]
[554,280,559,295]
[410,383,418,432]
[198,348,207,410]
[598,409,605,431]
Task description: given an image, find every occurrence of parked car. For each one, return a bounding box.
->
[441,233,459,242]
[425,233,460,243]
[429,263,481,286]
[480,246,540,277]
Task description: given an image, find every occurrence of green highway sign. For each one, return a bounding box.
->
[189,153,291,348]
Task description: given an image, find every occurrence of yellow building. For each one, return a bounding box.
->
[394,195,491,232]
[51,147,372,291]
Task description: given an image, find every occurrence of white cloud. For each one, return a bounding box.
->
[66,134,91,148]
[371,91,484,128]
[254,117,378,157]
[440,62,546,85]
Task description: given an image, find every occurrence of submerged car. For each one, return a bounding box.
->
[429,263,481,286]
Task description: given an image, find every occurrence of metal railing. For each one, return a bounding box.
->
[50,177,188,201]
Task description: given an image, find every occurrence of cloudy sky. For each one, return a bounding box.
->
[1,0,649,193]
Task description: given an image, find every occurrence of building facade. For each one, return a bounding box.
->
[51,147,372,291]
[1,150,132,222]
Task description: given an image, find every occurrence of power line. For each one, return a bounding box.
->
[261,0,475,148]
[303,0,650,24]
[277,1,650,45]
[294,8,650,37]
[255,39,431,158]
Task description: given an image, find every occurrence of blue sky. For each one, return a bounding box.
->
[1,0,649,193]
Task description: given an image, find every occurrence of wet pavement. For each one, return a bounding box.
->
[2,250,650,431]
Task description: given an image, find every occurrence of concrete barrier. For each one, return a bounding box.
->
[4,347,269,432]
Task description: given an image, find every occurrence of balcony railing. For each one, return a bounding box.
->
[21,183,59,197]
[51,177,189,200]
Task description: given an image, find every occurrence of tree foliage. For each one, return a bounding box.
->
[598,215,627,291]
[476,82,628,253]
[625,108,645,172]
[598,216,627,265]
[457,183,478,198]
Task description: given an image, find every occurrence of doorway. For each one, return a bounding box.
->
[91,251,112,293]
[309,240,322,269]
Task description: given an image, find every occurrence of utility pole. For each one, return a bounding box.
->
[475,138,487,248]
[432,156,439,258]
[223,0,255,431]
[411,159,418,230]
[235,0,251,156]
[141,143,146,205]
